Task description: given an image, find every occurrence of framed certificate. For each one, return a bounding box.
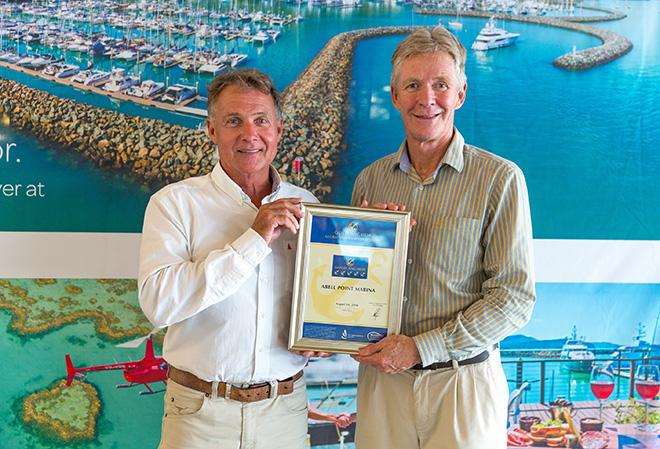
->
[288,203,410,354]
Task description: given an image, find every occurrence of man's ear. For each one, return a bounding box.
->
[391,85,401,111]
[455,82,467,110]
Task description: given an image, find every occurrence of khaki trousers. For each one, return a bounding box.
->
[158,377,308,449]
[355,349,508,449]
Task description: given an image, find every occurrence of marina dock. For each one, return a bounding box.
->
[0,60,207,117]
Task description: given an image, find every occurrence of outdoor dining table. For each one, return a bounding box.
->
[508,400,659,448]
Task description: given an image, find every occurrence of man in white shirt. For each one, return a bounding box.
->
[138,68,317,449]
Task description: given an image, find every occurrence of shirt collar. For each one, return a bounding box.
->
[211,163,282,205]
[391,128,466,177]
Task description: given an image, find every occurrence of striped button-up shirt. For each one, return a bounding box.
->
[351,129,535,366]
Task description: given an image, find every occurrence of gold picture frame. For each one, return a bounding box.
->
[289,203,410,354]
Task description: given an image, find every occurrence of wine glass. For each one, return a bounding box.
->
[590,365,615,420]
[635,364,659,432]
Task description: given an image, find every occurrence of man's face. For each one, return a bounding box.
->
[206,85,283,182]
[391,52,466,148]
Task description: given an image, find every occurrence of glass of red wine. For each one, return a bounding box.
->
[590,365,615,420]
[635,364,659,432]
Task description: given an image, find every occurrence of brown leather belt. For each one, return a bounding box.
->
[411,348,491,370]
[168,366,303,402]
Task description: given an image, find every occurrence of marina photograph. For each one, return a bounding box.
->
[0,0,658,447]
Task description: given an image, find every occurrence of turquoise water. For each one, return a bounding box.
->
[0,123,153,232]
[0,311,164,449]
[2,0,657,237]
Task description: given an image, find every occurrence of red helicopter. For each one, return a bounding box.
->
[65,335,168,395]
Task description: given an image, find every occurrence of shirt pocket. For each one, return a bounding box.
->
[428,216,483,280]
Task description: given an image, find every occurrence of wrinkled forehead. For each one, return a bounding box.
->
[394,52,460,84]
[212,86,278,116]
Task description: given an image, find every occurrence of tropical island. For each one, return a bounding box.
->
[22,379,100,442]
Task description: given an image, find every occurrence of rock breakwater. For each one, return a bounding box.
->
[0,79,216,186]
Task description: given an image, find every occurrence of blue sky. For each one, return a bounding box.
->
[516,283,660,345]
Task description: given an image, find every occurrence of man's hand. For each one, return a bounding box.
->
[335,412,353,428]
[252,198,304,245]
[360,200,417,229]
[352,334,421,374]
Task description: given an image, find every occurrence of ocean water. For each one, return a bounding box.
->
[0,311,164,449]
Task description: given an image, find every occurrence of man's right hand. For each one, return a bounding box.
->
[252,198,304,245]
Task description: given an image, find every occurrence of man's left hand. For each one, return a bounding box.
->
[352,335,421,374]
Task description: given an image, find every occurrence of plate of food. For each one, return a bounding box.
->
[580,431,610,449]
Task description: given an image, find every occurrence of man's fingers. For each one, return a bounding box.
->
[357,340,384,357]
[360,199,369,208]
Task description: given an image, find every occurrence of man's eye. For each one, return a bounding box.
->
[256,117,269,125]
[405,82,418,90]
[435,82,448,90]
[226,118,240,126]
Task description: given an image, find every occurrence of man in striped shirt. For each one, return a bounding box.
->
[351,26,536,449]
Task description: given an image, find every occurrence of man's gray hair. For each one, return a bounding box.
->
[207,68,282,119]
[391,26,467,90]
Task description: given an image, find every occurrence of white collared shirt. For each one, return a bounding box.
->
[138,164,317,383]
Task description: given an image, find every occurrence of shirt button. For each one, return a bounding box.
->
[417,185,424,191]
[407,258,413,265]
[403,296,408,302]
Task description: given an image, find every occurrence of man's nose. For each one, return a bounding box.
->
[240,122,259,141]
[418,84,437,106]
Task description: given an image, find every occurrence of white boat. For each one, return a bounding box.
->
[53,63,79,78]
[103,68,140,92]
[198,62,226,75]
[266,29,280,41]
[252,30,272,45]
[559,326,595,373]
[447,6,463,30]
[115,49,137,61]
[126,80,165,98]
[160,84,197,104]
[83,69,111,86]
[447,20,463,30]
[71,69,93,84]
[219,52,248,68]
[43,62,65,76]
[471,18,520,51]
[605,323,660,378]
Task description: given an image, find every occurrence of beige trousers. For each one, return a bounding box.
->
[158,377,308,449]
[355,349,508,449]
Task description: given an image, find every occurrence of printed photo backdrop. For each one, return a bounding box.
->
[0,0,658,447]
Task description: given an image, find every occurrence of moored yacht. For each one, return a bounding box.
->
[605,323,660,378]
[160,83,197,104]
[102,68,139,92]
[559,326,595,372]
[126,79,165,99]
[471,18,520,51]
[82,69,111,86]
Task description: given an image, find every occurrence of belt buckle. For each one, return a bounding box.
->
[268,380,278,399]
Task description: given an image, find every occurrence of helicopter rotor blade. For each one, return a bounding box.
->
[115,327,160,348]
